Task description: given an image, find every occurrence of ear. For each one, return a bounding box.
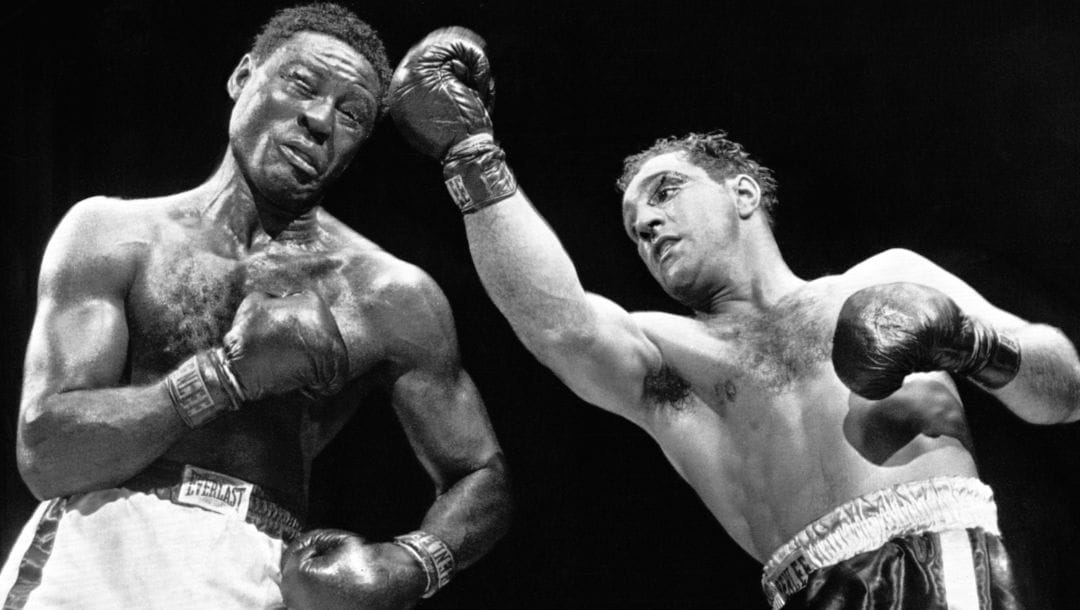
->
[730,174,762,219]
[227,54,255,101]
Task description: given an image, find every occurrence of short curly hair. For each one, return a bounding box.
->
[249,3,392,116]
[617,131,780,226]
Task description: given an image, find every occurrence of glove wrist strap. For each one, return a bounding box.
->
[393,530,455,598]
[964,322,1022,389]
[165,348,243,428]
[442,133,518,214]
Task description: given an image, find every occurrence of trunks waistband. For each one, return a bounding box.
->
[760,476,998,610]
[121,461,304,542]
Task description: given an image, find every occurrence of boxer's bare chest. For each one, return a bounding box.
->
[126,230,379,380]
[643,283,840,417]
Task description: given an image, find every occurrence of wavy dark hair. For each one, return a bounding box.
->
[250,3,392,116]
[617,131,780,226]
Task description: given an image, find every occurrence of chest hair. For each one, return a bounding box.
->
[644,291,834,409]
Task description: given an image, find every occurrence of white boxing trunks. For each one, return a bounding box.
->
[0,463,303,610]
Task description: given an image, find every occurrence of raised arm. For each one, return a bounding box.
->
[833,248,1080,424]
[280,268,511,609]
[18,198,190,499]
[386,27,662,419]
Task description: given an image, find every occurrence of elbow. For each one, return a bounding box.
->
[484,453,514,542]
[17,446,62,501]
[17,402,70,500]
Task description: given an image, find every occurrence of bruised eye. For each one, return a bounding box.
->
[653,185,679,203]
[648,176,682,206]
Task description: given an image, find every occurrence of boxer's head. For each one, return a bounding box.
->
[618,132,781,308]
[248,3,392,114]
[225,3,391,215]
[617,131,779,226]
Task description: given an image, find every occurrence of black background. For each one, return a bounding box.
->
[3,1,1080,608]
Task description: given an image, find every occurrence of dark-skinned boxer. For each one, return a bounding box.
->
[0,6,510,609]
[387,27,1080,608]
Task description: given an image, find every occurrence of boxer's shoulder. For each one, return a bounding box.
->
[843,248,941,284]
[55,195,163,243]
[42,195,159,290]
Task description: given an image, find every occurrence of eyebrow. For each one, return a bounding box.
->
[623,170,689,209]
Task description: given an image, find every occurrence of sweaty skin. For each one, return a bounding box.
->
[17,32,509,593]
[461,149,1080,563]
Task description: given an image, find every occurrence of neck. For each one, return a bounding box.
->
[196,151,322,251]
[694,225,804,316]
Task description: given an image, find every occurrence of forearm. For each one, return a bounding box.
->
[18,382,188,499]
[415,453,511,570]
[465,192,598,358]
[990,323,1080,424]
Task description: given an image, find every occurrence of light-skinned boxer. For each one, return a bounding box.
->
[1,6,510,609]
[388,27,1080,608]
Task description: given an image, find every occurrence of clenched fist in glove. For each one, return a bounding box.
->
[831,282,1021,400]
[223,290,349,401]
[387,27,517,214]
[281,529,453,609]
[164,290,349,428]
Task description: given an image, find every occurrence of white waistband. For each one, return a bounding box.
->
[761,476,998,609]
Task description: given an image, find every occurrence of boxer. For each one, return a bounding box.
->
[1,7,510,609]
[388,27,1080,608]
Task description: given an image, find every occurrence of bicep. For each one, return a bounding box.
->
[535,293,663,420]
[21,203,133,411]
[390,365,500,491]
[378,270,502,488]
[23,295,129,400]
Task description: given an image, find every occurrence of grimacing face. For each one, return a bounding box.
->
[227,31,381,214]
[621,152,745,304]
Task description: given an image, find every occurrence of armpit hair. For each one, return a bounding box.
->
[643,364,692,408]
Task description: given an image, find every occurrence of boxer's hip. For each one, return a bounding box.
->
[1,463,302,609]
[761,476,1019,609]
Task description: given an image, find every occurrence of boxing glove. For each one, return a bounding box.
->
[387,27,516,213]
[280,529,424,610]
[223,290,349,401]
[832,282,1021,400]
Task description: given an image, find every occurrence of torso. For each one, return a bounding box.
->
[116,196,409,507]
[630,265,977,562]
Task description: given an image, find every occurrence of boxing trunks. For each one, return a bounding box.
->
[761,477,1021,609]
[0,462,303,609]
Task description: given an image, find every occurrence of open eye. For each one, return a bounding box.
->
[653,184,679,203]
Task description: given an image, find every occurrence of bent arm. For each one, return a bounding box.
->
[18,199,189,499]
[463,190,663,418]
[380,271,512,570]
[874,249,1080,424]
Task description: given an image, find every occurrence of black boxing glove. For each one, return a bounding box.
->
[164,291,348,428]
[281,529,430,610]
[387,27,517,214]
[222,290,349,402]
[832,282,1021,400]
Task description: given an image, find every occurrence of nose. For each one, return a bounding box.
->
[299,98,334,144]
[633,207,664,241]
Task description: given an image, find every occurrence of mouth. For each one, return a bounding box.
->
[279,143,322,179]
[653,236,679,264]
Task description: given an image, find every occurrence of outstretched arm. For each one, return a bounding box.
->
[387,27,662,419]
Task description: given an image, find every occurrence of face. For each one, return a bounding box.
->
[227,31,381,214]
[621,152,744,304]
